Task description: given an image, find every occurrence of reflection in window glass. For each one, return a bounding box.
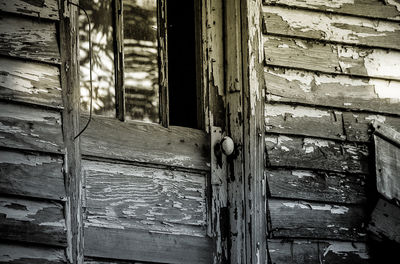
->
[79,0,116,117]
[123,0,159,123]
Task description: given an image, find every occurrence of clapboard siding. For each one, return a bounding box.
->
[0,102,63,154]
[265,135,370,174]
[268,239,369,264]
[0,242,67,263]
[81,116,210,171]
[83,160,207,237]
[265,104,400,142]
[264,0,400,21]
[0,56,62,109]
[263,6,400,50]
[265,104,345,140]
[0,0,60,20]
[0,14,59,64]
[265,67,400,115]
[0,196,67,247]
[85,226,213,264]
[266,168,367,204]
[264,36,400,80]
[0,149,65,201]
[268,198,367,240]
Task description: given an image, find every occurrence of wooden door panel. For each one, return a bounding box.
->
[81,116,210,171]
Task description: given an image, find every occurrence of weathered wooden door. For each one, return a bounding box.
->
[75,0,224,263]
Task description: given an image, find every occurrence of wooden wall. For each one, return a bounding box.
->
[262,0,400,263]
[0,0,68,263]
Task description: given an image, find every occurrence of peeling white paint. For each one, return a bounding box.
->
[323,242,369,259]
[303,138,331,148]
[282,202,349,214]
[292,170,314,178]
[266,104,331,118]
[267,0,355,9]
[365,115,386,123]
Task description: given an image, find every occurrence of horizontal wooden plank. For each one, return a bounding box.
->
[264,0,400,21]
[268,239,369,264]
[0,0,59,20]
[266,168,367,204]
[85,226,213,264]
[83,160,207,237]
[265,67,400,115]
[263,36,400,80]
[343,113,400,143]
[263,6,400,50]
[368,198,400,243]
[265,104,345,140]
[85,258,148,264]
[265,134,370,174]
[374,135,400,201]
[0,102,64,154]
[0,149,65,201]
[0,14,59,64]
[0,242,66,263]
[268,198,367,240]
[81,116,210,171]
[0,196,67,247]
[0,56,62,109]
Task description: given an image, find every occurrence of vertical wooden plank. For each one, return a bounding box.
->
[158,0,169,127]
[241,0,267,263]
[115,0,125,121]
[225,0,246,262]
[59,1,83,263]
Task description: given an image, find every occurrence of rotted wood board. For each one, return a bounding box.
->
[374,136,400,201]
[0,15,59,64]
[263,36,400,80]
[0,0,59,20]
[0,196,67,247]
[0,102,63,154]
[265,104,345,140]
[343,112,400,143]
[263,0,400,21]
[0,149,65,201]
[368,198,400,243]
[268,239,369,264]
[85,226,213,264]
[268,198,367,240]
[81,116,210,171]
[83,160,207,237]
[265,67,400,115]
[265,134,370,174]
[263,6,400,50]
[0,242,66,263]
[0,56,62,109]
[266,168,366,204]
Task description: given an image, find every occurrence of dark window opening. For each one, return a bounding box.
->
[167,1,199,129]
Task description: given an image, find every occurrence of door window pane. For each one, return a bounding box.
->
[123,0,159,123]
[79,0,116,117]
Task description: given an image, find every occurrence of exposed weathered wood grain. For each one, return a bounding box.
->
[263,6,400,49]
[0,15,59,64]
[85,226,213,264]
[343,113,400,142]
[0,149,64,200]
[268,239,369,264]
[265,104,345,140]
[374,135,400,201]
[81,115,210,171]
[265,134,370,174]
[83,160,207,237]
[0,102,63,154]
[263,36,400,80]
[0,57,62,109]
[0,196,67,247]
[264,0,400,21]
[368,198,400,243]
[85,258,147,264]
[266,168,367,204]
[268,199,367,240]
[0,243,67,263]
[265,67,400,115]
[373,120,400,147]
[0,0,59,20]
